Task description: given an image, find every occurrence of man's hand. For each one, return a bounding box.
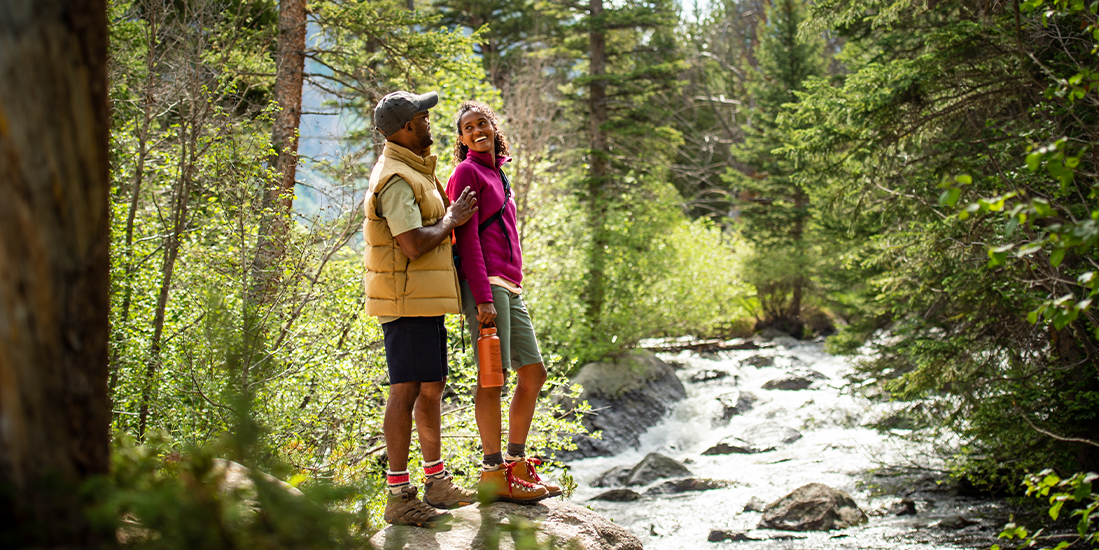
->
[477,302,497,326]
[445,186,477,227]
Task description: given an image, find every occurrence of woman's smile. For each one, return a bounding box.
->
[459,111,496,155]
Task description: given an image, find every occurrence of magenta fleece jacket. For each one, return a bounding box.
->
[446,149,522,305]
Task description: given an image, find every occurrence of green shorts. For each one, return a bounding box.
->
[461,282,543,371]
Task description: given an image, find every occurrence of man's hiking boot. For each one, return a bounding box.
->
[478,463,551,504]
[384,486,449,527]
[423,474,476,509]
[507,458,562,497]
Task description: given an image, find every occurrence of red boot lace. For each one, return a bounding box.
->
[504,461,540,497]
[524,458,546,483]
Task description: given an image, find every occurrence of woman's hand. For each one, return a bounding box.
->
[477,302,497,326]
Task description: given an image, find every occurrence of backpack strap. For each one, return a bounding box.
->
[477,169,514,261]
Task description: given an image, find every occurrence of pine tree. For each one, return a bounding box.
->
[564,0,687,357]
[728,0,824,335]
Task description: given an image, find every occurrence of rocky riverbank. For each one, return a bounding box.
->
[564,332,1011,549]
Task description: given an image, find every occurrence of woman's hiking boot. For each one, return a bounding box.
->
[478,463,550,504]
[384,485,449,527]
[508,458,562,497]
[423,474,476,509]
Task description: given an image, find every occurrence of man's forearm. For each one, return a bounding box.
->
[395,215,457,260]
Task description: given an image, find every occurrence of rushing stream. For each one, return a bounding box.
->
[563,337,1009,549]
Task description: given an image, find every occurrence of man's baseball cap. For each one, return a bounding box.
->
[374,90,439,135]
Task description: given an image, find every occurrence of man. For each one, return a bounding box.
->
[363,90,478,526]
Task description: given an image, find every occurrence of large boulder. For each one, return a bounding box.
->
[370,499,643,550]
[624,452,693,486]
[758,483,868,531]
[558,351,686,459]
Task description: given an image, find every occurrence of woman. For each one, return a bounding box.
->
[446,101,560,504]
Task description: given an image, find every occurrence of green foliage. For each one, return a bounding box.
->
[85,431,371,550]
[786,0,1099,481]
[524,192,755,364]
[933,0,1099,341]
[993,470,1099,550]
[726,0,827,332]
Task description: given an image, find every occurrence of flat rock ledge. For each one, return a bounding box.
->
[370,499,643,550]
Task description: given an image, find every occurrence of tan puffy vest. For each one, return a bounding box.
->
[362,142,460,317]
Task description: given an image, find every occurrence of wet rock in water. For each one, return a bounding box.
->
[591,488,642,502]
[889,498,917,516]
[558,351,687,460]
[713,390,757,426]
[592,465,632,488]
[742,355,774,368]
[691,369,729,383]
[371,499,643,550]
[707,530,758,542]
[644,478,730,495]
[743,496,769,513]
[758,483,868,531]
[755,328,792,341]
[935,515,977,529]
[625,452,693,486]
[770,335,802,349]
[725,338,761,350]
[762,369,828,391]
[702,440,756,455]
[739,422,802,450]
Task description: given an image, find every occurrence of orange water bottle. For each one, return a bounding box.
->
[477,322,505,388]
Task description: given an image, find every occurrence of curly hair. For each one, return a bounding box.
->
[452,100,511,165]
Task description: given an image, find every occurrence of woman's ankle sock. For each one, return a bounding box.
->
[504,442,526,463]
[482,452,504,470]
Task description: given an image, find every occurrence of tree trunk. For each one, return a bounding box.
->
[0,0,110,545]
[789,190,806,321]
[585,0,608,335]
[250,0,307,303]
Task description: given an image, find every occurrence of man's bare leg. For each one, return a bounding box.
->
[414,380,447,462]
[384,381,421,472]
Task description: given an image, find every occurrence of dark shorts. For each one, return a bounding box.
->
[381,316,448,384]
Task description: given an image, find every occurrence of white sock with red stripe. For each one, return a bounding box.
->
[386,470,411,495]
[423,459,448,480]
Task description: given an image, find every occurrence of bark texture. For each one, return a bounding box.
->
[251,0,307,303]
[0,0,110,545]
